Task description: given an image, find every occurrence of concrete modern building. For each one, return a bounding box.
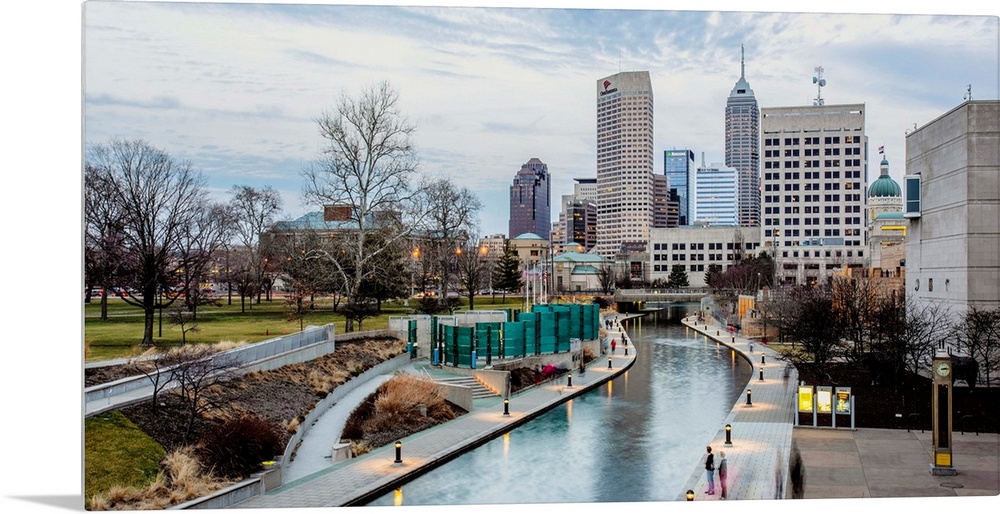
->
[693,161,738,226]
[760,103,868,286]
[725,45,761,227]
[595,71,655,257]
[664,149,696,225]
[904,100,1000,313]
[509,158,551,240]
[647,226,762,288]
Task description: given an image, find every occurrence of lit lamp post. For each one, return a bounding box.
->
[410,247,420,303]
[394,441,402,464]
[686,490,695,501]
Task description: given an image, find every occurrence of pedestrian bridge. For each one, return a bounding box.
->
[614,288,710,306]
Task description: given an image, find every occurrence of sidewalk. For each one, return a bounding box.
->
[681,316,999,506]
[678,316,799,500]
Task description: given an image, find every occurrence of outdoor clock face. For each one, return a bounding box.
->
[935,361,951,377]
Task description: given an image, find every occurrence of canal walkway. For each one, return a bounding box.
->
[677,315,799,501]
[233,316,640,508]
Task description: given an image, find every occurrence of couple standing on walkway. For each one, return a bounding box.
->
[704,446,728,499]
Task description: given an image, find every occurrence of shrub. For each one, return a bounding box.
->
[197,415,282,479]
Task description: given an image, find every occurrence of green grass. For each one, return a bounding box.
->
[84,295,528,362]
[84,410,166,507]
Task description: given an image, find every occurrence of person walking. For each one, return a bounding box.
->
[718,451,728,499]
[611,338,617,355]
[791,445,805,499]
[704,446,716,495]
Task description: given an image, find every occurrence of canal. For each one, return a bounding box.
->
[365,305,753,507]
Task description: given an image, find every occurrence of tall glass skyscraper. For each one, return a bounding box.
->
[508,157,551,239]
[664,149,695,225]
[595,71,654,256]
[725,45,760,227]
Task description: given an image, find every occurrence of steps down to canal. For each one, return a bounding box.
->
[434,376,498,399]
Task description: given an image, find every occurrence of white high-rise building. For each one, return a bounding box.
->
[595,71,654,257]
[760,103,868,286]
[725,45,760,227]
[694,162,739,227]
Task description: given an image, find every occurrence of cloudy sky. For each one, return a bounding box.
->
[80,1,999,238]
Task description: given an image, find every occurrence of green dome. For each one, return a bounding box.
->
[869,174,902,198]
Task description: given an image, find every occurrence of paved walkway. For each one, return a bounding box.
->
[677,316,799,501]
[681,316,999,505]
[234,316,639,508]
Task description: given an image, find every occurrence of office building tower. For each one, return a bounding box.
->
[508,158,551,239]
[595,71,655,256]
[552,178,598,254]
[725,45,760,227]
[760,103,868,286]
[664,149,695,225]
[693,161,739,227]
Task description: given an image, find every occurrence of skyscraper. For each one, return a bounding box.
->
[693,162,738,227]
[595,71,655,256]
[508,158,551,239]
[664,149,695,225]
[760,102,868,286]
[725,45,760,227]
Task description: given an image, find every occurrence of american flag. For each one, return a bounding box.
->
[878,146,884,154]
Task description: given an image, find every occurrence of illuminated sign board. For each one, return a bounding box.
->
[797,386,814,412]
[816,386,833,414]
[835,387,852,414]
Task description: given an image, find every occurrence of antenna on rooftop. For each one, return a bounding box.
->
[812,66,826,106]
[964,84,972,101]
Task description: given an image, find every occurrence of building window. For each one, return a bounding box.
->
[928,278,933,292]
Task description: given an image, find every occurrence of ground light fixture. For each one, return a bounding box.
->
[503,398,510,416]
[686,490,695,501]
[725,424,732,445]
[761,354,766,364]
[746,389,753,406]
[608,356,612,369]
[759,367,764,381]
[394,441,402,463]
[567,373,572,387]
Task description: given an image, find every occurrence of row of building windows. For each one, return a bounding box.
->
[764,158,864,168]
[762,193,863,203]
[764,135,856,146]
[763,147,862,158]
[763,170,863,181]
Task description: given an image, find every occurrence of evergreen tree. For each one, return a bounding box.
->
[667,264,689,288]
[492,241,522,300]
[705,264,722,288]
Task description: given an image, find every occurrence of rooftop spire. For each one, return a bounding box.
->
[740,44,745,79]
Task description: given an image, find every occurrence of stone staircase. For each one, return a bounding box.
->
[434,376,499,399]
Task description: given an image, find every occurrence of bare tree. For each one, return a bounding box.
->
[229,185,282,308]
[596,262,617,295]
[167,345,238,441]
[302,81,428,331]
[169,308,199,345]
[85,138,210,346]
[421,178,482,299]
[954,305,1000,388]
[457,242,490,310]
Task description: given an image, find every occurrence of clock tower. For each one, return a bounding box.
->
[930,347,957,475]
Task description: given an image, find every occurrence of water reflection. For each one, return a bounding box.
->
[366,309,751,506]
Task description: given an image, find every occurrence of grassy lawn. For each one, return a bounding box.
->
[84,295,528,362]
[84,410,166,508]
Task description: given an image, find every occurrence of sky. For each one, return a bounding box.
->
[78,1,999,238]
[2,2,998,514]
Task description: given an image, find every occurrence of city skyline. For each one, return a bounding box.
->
[80,2,999,238]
